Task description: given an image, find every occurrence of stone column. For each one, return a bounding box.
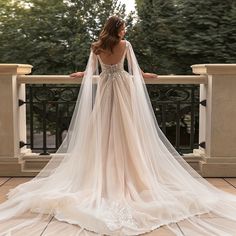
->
[0,64,32,176]
[192,64,236,177]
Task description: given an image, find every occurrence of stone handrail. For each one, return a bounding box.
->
[17,74,207,84]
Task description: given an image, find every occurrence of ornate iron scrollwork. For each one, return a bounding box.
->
[25,83,200,155]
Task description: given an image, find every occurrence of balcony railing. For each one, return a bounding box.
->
[19,79,203,155]
[0,64,236,177]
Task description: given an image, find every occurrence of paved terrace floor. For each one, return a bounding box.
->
[1,177,236,235]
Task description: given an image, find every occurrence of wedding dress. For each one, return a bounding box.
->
[1,40,236,236]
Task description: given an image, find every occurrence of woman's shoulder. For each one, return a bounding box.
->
[117,39,128,47]
[123,39,131,47]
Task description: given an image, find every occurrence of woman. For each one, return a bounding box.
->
[70,17,157,80]
[1,15,236,236]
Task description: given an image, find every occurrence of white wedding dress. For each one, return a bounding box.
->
[1,40,236,236]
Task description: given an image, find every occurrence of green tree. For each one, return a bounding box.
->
[134,0,236,74]
[133,0,180,74]
[176,0,236,73]
[0,0,126,74]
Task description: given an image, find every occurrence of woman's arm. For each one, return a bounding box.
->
[70,70,158,79]
[70,71,85,78]
[141,69,158,79]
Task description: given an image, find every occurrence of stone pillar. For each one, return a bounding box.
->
[192,64,236,177]
[0,64,32,176]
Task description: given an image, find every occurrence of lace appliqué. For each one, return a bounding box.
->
[101,199,139,231]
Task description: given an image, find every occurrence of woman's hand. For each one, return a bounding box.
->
[69,71,85,78]
[143,72,158,79]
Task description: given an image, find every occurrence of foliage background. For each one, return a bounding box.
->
[0,0,235,74]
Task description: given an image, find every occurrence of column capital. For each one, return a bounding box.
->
[191,64,236,75]
[0,64,33,75]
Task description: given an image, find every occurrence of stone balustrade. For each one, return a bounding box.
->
[0,64,236,177]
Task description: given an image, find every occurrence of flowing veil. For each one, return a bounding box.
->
[1,40,236,235]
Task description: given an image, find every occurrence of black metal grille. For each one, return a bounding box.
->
[146,84,200,154]
[21,83,200,155]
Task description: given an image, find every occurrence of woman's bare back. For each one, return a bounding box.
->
[98,40,126,65]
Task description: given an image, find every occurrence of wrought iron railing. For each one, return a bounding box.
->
[20,83,200,155]
[147,84,200,154]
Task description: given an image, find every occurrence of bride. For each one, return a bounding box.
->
[1,15,236,236]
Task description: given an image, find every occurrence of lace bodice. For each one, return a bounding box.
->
[97,40,128,74]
